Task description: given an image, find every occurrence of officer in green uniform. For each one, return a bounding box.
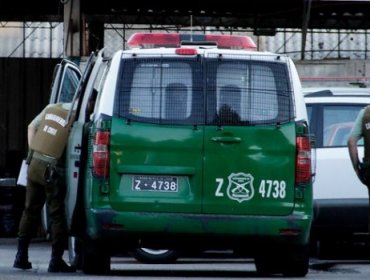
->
[348,105,370,230]
[13,103,75,273]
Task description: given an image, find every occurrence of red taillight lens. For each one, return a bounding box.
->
[295,136,312,184]
[175,48,198,55]
[93,131,110,177]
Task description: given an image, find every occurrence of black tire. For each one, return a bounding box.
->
[81,238,110,275]
[255,246,309,277]
[130,248,180,264]
[281,247,309,277]
[255,256,281,276]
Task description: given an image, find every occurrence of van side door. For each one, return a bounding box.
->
[203,57,296,216]
[65,51,107,232]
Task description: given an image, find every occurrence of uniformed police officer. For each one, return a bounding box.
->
[348,105,370,230]
[13,103,76,273]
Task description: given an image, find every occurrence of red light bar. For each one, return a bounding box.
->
[127,33,181,48]
[127,32,256,50]
[205,34,256,50]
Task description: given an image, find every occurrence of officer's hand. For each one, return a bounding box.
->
[356,162,370,189]
[357,162,369,186]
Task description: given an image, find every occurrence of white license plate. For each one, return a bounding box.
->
[132,175,178,192]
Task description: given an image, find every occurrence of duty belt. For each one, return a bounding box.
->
[32,151,58,165]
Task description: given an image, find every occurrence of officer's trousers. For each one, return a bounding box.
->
[368,189,370,234]
[18,157,68,248]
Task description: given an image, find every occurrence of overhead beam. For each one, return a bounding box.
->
[0,0,370,30]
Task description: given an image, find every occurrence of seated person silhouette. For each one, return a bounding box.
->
[217,104,241,125]
[217,85,241,125]
[165,83,187,120]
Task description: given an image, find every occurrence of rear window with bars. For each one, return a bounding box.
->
[115,57,204,125]
[206,56,294,125]
[114,55,294,125]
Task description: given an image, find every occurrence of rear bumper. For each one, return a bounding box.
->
[85,208,312,251]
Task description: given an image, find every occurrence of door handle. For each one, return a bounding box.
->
[211,136,242,143]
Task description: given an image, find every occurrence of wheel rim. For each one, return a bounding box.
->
[139,248,170,255]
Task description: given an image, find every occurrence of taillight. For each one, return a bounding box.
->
[93,131,110,177]
[295,136,312,184]
[175,48,198,55]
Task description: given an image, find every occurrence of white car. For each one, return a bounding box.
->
[303,87,370,256]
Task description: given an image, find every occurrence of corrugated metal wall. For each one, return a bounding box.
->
[0,58,59,177]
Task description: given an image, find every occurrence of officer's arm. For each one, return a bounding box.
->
[27,105,49,146]
[27,123,37,147]
[347,109,364,175]
[348,136,360,174]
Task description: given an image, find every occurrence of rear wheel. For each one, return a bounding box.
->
[255,246,309,277]
[81,238,110,275]
[281,247,309,277]
[130,248,180,264]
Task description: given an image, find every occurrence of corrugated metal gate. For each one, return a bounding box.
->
[0,58,59,177]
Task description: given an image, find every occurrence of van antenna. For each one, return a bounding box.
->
[190,14,193,41]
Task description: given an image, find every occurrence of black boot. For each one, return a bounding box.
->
[48,244,76,273]
[13,237,32,270]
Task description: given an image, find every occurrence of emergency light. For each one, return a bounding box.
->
[127,32,257,50]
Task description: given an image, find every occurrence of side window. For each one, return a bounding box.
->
[323,105,363,147]
[84,61,108,121]
[49,61,81,104]
[306,105,313,125]
[58,65,81,103]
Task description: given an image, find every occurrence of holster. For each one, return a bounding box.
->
[26,150,33,164]
[43,164,59,184]
[359,160,370,186]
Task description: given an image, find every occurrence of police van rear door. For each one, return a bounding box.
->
[202,54,296,216]
[109,55,204,213]
[64,51,107,231]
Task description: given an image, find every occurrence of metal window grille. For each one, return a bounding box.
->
[115,55,294,126]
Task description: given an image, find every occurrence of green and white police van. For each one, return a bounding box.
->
[51,33,314,276]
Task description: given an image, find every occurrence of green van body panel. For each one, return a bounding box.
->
[109,118,204,213]
[108,118,297,217]
[82,119,312,243]
[203,123,296,215]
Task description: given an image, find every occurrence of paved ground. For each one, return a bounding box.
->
[2,237,370,279]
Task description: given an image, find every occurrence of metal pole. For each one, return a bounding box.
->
[301,0,312,60]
